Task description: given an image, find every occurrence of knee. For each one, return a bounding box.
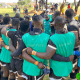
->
[2,66,9,77]
[9,72,15,79]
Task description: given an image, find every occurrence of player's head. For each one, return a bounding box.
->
[12,18,20,30]
[65,9,74,19]
[44,14,49,21]
[19,20,29,33]
[25,10,28,14]
[0,14,3,23]
[5,14,9,17]
[32,15,43,28]
[52,11,60,20]
[3,17,10,24]
[78,15,80,22]
[54,16,65,30]
[68,3,70,5]
[25,15,30,21]
[15,13,20,18]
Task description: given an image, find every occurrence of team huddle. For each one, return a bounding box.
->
[0,8,80,80]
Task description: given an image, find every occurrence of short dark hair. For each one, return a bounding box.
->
[65,9,74,18]
[12,18,20,26]
[53,11,60,17]
[5,14,9,17]
[25,9,28,13]
[25,16,30,20]
[32,15,43,22]
[54,16,65,26]
[0,14,3,19]
[19,20,29,33]
[3,17,10,24]
[15,13,20,18]
[44,14,49,18]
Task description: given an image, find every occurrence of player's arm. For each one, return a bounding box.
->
[1,25,8,36]
[0,25,6,29]
[11,40,26,57]
[26,39,74,61]
[0,37,9,50]
[71,31,80,46]
[22,50,45,69]
[26,39,56,59]
[11,40,45,69]
[9,38,16,52]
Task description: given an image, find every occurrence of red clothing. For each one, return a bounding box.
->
[34,5,36,8]
[68,5,70,9]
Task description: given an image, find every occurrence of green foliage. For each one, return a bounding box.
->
[17,1,25,5]
[17,0,31,7]
[24,0,31,4]
[29,4,31,7]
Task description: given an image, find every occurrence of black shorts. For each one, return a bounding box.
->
[49,68,62,79]
[10,58,23,72]
[22,72,44,80]
[1,61,11,71]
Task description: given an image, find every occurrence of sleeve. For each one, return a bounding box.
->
[11,40,26,57]
[51,54,70,62]
[7,31,14,38]
[48,39,70,62]
[47,39,56,49]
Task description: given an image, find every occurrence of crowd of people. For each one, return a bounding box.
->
[0,7,80,80]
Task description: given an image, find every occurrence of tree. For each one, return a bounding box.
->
[74,0,80,12]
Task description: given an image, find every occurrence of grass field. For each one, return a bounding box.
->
[0,7,34,17]
[0,5,80,80]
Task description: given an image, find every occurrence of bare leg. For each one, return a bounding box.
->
[18,75,26,80]
[9,72,15,80]
[2,66,9,77]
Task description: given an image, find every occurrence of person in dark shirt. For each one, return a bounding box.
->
[0,14,4,25]
[25,15,34,31]
[65,8,79,79]
[50,11,61,35]
[25,8,28,14]
[40,9,46,18]
[11,15,74,80]
[13,13,24,21]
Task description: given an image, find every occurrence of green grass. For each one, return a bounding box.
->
[0,7,33,17]
[43,75,49,80]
